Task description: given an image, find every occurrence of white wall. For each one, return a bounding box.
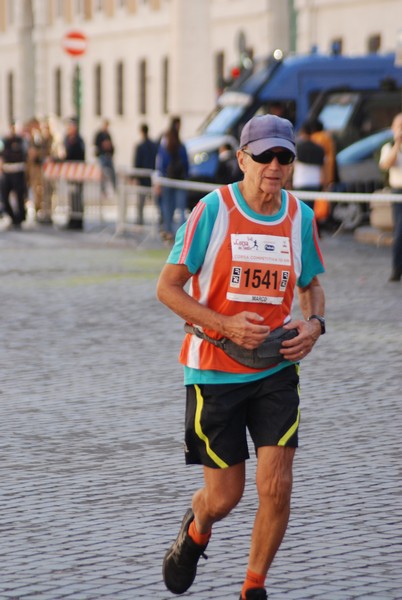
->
[295,0,402,54]
[1,0,402,168]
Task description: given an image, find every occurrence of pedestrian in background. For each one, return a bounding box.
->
[379,112,402,282]
[167,115,182,138]
[93,118,116,192]
[133,123,158,225]
[25,118,47,222]
[215,142,242,184]
[156,114,325,600]
[63,117,85,230]
[39,118,58,222]
[40,119,56,161]
[0,121,28,228]
[0,135,4,218]
[310,118,336,189]
[292,120,325,209]
[155,122,189,241]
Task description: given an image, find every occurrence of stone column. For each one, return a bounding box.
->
[294,0,317,53]
[13,0,32,122]
[169,0,214,136]
[267,0,290,53]
[32,0,48,119]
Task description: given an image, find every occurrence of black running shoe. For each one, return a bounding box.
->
[162,508,208,594]
[239,588,268,599]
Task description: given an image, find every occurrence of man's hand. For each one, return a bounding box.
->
[279,318,322,361]
[394,132,402,150]
[220,312,270,349]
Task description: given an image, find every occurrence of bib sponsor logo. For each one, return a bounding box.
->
[231,233,291,266]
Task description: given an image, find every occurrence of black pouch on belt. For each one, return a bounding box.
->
[184,324,298,369]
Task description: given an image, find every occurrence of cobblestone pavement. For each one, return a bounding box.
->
[0,222,401,600]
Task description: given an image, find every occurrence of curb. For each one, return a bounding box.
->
[354,225,393,247]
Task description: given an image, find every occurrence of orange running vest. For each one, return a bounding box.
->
[179,185,303,373]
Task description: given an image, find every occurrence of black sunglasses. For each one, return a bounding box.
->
[242,148,295,165]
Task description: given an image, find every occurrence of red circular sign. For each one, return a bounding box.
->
[62,31,88,57]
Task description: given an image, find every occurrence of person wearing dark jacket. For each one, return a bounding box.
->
[63,118,85,230]
[215,143,243,184]
[133,123,158,225]
[292,121,325,209]
[94,119,116,191]
[155,125,189,241]
[1,121,28,228]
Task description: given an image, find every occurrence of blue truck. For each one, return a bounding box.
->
[187,50,402,183]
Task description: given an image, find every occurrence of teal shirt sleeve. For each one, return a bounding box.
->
[297,201,325,288]
[167,190,221,273]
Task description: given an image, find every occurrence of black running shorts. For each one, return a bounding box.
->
[184,365,300,468]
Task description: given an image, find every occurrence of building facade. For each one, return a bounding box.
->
[0,0,401,165]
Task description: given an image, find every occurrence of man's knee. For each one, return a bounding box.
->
[204,489,243,520]
[197,462,246,522]
[257,471,293,511]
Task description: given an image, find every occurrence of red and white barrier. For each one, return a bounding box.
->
[43,161,102,182]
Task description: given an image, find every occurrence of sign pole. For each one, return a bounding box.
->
[73,63,82,128]
[62,30,88,126]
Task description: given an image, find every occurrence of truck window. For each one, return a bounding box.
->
[197,56,284,138]
[317,92,360,132]
[354,91,402,135]
[202,105,245,135]
[313,89,402,150]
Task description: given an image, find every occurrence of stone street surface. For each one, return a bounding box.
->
[0,222,401,600]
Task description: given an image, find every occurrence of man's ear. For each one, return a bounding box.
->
[236,149,247,173]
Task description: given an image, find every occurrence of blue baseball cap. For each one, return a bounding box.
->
[240,114,296,156]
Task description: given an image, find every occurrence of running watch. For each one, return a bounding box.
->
[308,315,326,335]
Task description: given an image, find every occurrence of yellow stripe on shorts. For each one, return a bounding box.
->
[278,364,300,446]
[194,384,229,469]
[278,407,300,446]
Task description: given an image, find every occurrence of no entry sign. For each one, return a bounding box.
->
[62,30,88,57]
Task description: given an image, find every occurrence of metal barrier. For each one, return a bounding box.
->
[44,160,109,227]
[114,167,157,236]
[44,164,159,232]
[115,172,402,237]
[113,167,215,235]
[43,162,402,234]
[284,189,402,204]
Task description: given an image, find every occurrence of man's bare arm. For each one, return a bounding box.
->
[280,276,325,360]
[156,263,270,349]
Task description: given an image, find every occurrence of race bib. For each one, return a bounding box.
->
[227,233,292,304]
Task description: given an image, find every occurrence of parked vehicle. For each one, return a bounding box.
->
[336,128,392,189]
[186,50,402,184]
[326,128,392,229]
